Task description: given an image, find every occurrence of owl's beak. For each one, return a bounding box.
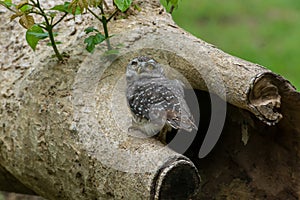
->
[137,66,142,74]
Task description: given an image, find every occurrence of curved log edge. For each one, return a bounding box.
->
[0,164,36,195]
[0,0,300,199]
[150,157,201,200]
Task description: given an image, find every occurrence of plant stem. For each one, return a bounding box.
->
[169,5,175,14]
[47,25,63,61]
[87,8,103,22]
[103,0,109,9]
[31,0,63,61]
[53,13,68,28]
[102,16,112,50]
[0,3,16,13]
[107,9,118,22]
[98,5,112,50]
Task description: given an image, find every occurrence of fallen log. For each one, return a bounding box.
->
[0,0,299,199]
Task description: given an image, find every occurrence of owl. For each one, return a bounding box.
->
[126,56,197,138]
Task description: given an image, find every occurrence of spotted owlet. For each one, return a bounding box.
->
[126,56,197,137]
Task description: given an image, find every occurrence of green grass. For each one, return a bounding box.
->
[162,0,300,90]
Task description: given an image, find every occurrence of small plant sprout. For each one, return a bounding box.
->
[0,0,133,60]
[162,0,179,14]
[69,0,132,52]
[0,0,78,62]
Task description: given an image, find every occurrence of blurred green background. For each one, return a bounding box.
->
[162,0,300,90]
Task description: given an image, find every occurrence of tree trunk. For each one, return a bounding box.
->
[0,0,299,199]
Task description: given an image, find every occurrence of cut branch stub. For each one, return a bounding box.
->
[151,158,201,200]
[151,159,200,199]
[248,72,296,125]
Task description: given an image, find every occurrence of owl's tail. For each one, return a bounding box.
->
[179,100,198,132]
[167,113,198,132]
[180,115,198,132]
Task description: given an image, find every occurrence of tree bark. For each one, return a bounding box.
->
[0,0,299,199]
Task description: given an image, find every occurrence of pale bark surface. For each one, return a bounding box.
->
[0,0,300,199]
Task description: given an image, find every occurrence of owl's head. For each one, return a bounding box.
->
[126,56,164,83]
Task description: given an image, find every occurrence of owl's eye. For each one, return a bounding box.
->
[131,61,138,66]
[146,63,154,70]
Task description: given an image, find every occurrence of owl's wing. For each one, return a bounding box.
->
[127,80,180,121]
[178,100,198,131]
[162,79,198,132]
[160,79,185,97]
[127,78,197,132]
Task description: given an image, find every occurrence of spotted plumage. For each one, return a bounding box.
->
[126,56,197,137]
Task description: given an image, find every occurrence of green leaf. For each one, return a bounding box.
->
[50,2,81,15]
[26,25,46,50]
[84,36,96,52]
[161,0,179,13]
[84,26,99,34]
[170,0,178,7]
[114,0,132,12]
[19,4,32,12]
[0,0,13,7]
[93,33,106,43]
[27,32,49,39]
[84,33,105,52]
[50,3,67,12]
